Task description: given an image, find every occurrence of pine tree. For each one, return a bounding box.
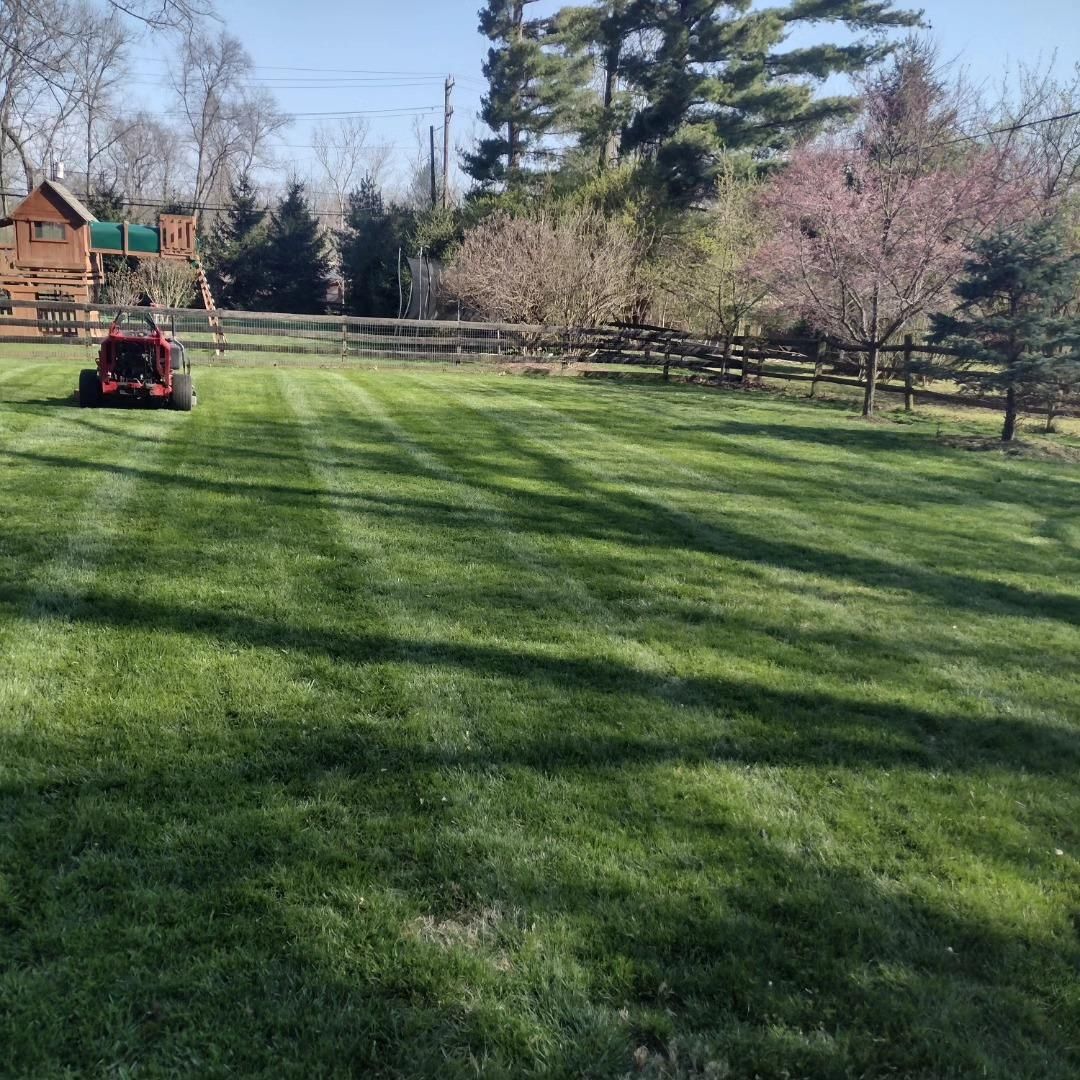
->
[86,184,132,290]
[340,176,415,317]
[263,181,331,315]
[86,183,127,222]
[555,1,639,171]
[465,0,588,189]
[206,173,270,311]
[556,0,921,203]
[930,219,1080,442]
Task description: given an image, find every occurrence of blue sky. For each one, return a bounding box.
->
[186,0,1079,191]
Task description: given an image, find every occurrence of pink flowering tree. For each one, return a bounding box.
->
[759,46,1026,416]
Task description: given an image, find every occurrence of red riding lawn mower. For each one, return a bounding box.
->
[79,311,195,411]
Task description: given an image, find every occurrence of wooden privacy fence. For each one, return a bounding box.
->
[0,301,972,405]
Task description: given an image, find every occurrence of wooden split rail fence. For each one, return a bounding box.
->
[0,301,977,407]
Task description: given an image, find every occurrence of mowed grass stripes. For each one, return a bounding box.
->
[1,361,1078,1079]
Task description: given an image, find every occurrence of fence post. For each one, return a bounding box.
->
[810,337,825,399]
[903,333,915,412]
[341,318,348,363]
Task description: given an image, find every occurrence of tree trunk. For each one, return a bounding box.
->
[722,334,734,383]
[86,104,94,200]
[507,0,524,177]
[863,344,879,417]
[1,121,35,191]
[1045,394,1058,434]
[1002,385,1018,442]
[903,334,915,413]
[810,338,825,399]
[600,46,620,170]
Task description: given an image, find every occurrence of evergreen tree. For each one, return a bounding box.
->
[206,173,270,310]
[340,176,415,317]
[160,198,196,216]
[465,0,588,189]
[263,181,331,315]
[555,1,642,171]
[555,0,921,203]
[86,183,127,221]
[85,184,132,289]
[350,174,384,218]
[930,219,1080,442]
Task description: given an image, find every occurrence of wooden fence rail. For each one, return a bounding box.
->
[4,304,1069,417]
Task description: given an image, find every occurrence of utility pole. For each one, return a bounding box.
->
[429,124,437,209]
[442,75,455,209]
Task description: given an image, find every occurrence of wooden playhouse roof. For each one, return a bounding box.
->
[5,179,98,226]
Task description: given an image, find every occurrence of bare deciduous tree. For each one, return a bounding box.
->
[2,0,203,207]
[104,111,174,209]
[312,118,376,224]
[104,0,210,31]
[137,258,198,308]
[170,29,287,223]
[232,85,288,183]
[100,259,141,305]
[991,59,1080,211]
[68,3,132,197]
[0,0,77,198]
[445,208,642,328]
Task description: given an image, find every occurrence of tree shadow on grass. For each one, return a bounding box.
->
[7,395,83,410]
[1,714,1076,1078]
[5,406,1080,631]
[0,580,1075,780]
[356,402,1080,629]
[2,378,1078,1076]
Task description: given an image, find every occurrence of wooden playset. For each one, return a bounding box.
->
[0,179,220,339]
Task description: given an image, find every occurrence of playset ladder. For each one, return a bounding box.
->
[194,259,227,353]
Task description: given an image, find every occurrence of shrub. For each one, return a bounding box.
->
[443,207,642,327]
[136,260,199,310]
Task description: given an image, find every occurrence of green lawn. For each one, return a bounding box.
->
[1,359,1078,1079]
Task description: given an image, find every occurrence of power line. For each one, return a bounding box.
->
[249,65,455,76]
[122,74,450,90]
[157,106,441,119]
[273,142,410,151]
[932,108,1080,148]
[0,189,389,219]
[812,106,1080,154]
